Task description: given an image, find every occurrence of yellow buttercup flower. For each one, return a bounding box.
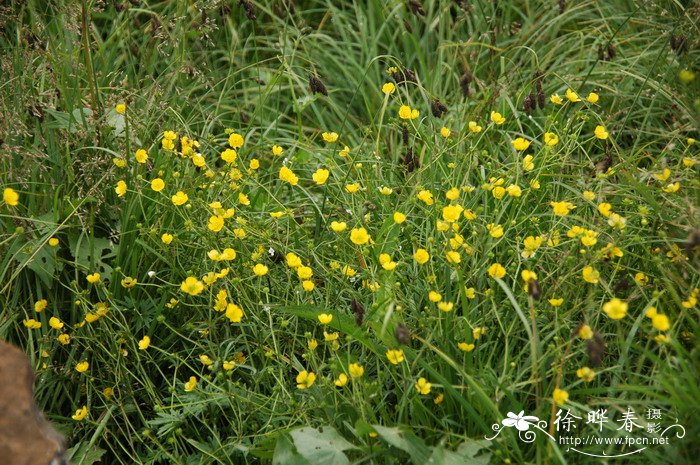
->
[171,191,189,206]
[348,363,364,378]
[386,349,405,365]
[382,82,396,94]
[138,336,151,350]
[586,92,599,103]
[72,406,88,421]
[581,266,600,284]
[150,178,165,192]
[115,180,127,197]
[228,132,244,148]
[416,189,434,205]
[487,263,506,279]
[578,325,593,340]
[23,319,42,329]
[184,376,198,392]
[3,187,19,206]
[312,168,330,185]
[522,154,535,171]
[414,377,432,395]
[440,127,451,138]
[34,299,48,313]
[180,276,204,296]
[602,298,628,319]
[86,272,101,284]
[565,88,581,102]
[272,145,284,156]
[75,361,89,373]
[116,103,126,114]
[544,132,559,146]
[550,201,576,216]
[490,111,505,124]
[398,105,419,120]
[552,388,569,405]
[318,313,333,325]
[330,221,347,232]
[458,342,475,352]
[279,166,299,186]
[161,233,173,245]
[350,227,370,245]
[226,303,244,323]
[550,94,563,105]
[468,121,482,133]
[48,237,59,247]
[252,264,269,276]
[296,370,316,389]
[511,137,530,151]
[576,367,595,382]
[414,248,430,264]
[594,125,609,140]
[334,373,349,387]
[134,149,148,163]
[322,132,339,143]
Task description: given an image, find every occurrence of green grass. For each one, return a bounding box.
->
[1,1,699,464]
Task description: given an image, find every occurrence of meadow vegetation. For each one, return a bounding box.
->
[1,1,699,463]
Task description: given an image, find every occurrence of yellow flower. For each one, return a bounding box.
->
[345,183,360,193]
[521,270,537,282]
[71,406,88,421]
[416,189,434,205]
[161,233,173,244]
[252,264,269,276]
[576,367,595,382]
[350,227,370,245]
[398,105,419,120]
[226,303,244,323]
[582,190,596,201]
[386,349,405,365]
[228,132,244,148]
[458,342,475,352]
[544,132,559,146]
[148,178,165,192]
[490,111,505,125]
[522,154,535,171]
[279,166,299,186]
[445,187,459,200]
[511,137,530,151]
[86,272,101,284]
[334,373,349,387]
[171,191,188,206]
[522,236,542,258]
[134,149,148,163]
[393,212,406,224]
[184,376,198,392]
[379,186,393,196]
[322,132,339,143]
[414,377,432,395]
[302,280,315,291]
[75,361,89,373]
[586,92,599,104]
[382,82,396,94]
[440,127,451,138]
[221,149,238,163]
[550,201,576,216]
[468,121,482,133]
[552,388,569,405]
[324,331,339,342]
[428,291,442,303]
[3,187,19,206]
[548,298,564,307]
[296,370,316,389]
[312,168,330,185]
[582,266,599,284]
[602,298,628,319]
[57,334,70,345]
[23,319,42,329]
[272,145,284,156]
[578,325,593,340]
[651,313,670,331]
[414,248,430,265]
[339,146,350,157]
[330,221,347,232]
[48,237,59,247]
[116,103,126,114]
[487,223,503,238]
[121,277,137,288]
[661,182,680,193]
[115,180,127,197]
[597,203,612,217]
[208,215,225,233]
[138,336,151,350]
[594,125,609,140]
[442,205,463,223]
[473,327,487,339]
[487,263,506,279]
[308,339,318,351]
[180,276,204,296]
[565,88,580,102]
[445,250,461,264]
[678,69,696,84]
[318,313,333,325]
[506,184,522,197]
[348,363,364,378]
[34,299,48,313]
[437,301,454,312]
